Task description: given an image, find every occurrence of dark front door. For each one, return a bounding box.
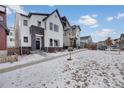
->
[36,41,40,49]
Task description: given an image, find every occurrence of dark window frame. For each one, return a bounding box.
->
[49,22,53,30]
[54,24,59,32]
[49,39,53,47]
[23,20,28,26]
[24,37,28,43]
[37,21,41,27]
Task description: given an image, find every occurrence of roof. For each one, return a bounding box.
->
[61,16,71,27]
[0,22,9,35]
[120,34,124,37]
[19,12,49,18]
[71,25,81,31]
[80,36,91,40]
[42,9,61,21]
[28,12,49,17]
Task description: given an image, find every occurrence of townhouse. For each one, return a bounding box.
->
[15,9,64,54]
[119,34,124,49]
[7,27,16,48]
[61,16,81,49]
[0,5,9,56]
[80,36,92,48]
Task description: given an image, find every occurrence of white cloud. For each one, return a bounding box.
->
[78,15,97,26]
[90,24,99,28]
[91,29,117,41]
[107,16,114,21]
[7,5,27,15]
[91,14,98,18]
[116,12,124,19]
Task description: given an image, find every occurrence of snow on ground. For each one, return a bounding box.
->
[0,49,70,69]
[0,50,124,88]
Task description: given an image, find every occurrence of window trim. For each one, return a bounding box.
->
[23,20,28,26]
[37,21,41,27]
[49,22,53,31]
[24,36,28,43]
[54,24,59,32]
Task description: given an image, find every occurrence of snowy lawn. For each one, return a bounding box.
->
[0,50,124,88]
[0,49,74,69]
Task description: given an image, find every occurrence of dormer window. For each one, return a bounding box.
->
[37,21,41,27]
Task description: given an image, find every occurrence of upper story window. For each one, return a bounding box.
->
[49,22,53,30]
[54,24,59,32]
[23,20,28,26]
[55,14,57,18]
[37,21,41,27]
[10,32,13,36]
[0,16,3,21]
[10,38,14,42]
[24,37,28,43]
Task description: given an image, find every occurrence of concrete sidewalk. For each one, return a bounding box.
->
[0,49,85,73]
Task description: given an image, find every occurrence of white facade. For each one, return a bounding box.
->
[80,36,92,44]
[7,27,15,48]
[15,10,64,51]
[44,12,63,47]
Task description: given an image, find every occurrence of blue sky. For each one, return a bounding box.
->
[7,5,124,42]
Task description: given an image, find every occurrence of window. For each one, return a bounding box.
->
[24,37,28,42]
[54,40,59,47]
[54,24,59,32]
[10,38,14,42]
[49,39,53,46]
[37,21,41,27]
[49,22,53,30]
[23,20,28,26]
[10,32,13,36]
[0,16,3,21]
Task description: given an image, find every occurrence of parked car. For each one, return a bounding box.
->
[111,45,118,49]
[98,46,107,50]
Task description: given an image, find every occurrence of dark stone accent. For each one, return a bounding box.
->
[44,47,63,53]
[30,25,44,51]
[20,47,31,55]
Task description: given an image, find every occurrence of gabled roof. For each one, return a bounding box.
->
[71,25,81,31]
[80,36,91,40]
[19,12,49,18]
[28,12,49,17]
[61,16,71,27]
[42,9,61,21]
[0,22,9,35]
[120,34,124,37]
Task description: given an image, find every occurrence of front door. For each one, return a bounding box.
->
[36,41,40,49]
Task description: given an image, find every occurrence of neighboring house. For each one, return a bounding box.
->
[80,36,92,48]
[0,5,9,56]
[7,27,15,48]
[112,38,120,48]
[61,16,81,49]
[15,9,64,54]
[97,41,107,49]
[119,34,124,49]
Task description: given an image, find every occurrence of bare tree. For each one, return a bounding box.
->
[105,37,113,53]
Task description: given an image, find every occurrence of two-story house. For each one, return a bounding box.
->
[119,34,124,49]
[0,5,9,56]
[15,9,63,54]
[61,16,81,49]
[80,36,92,48]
